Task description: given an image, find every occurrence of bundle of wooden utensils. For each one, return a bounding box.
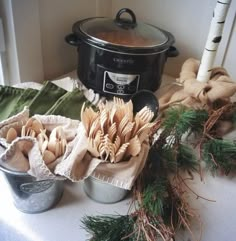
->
[5,118,67,164]
[81,97,155,163]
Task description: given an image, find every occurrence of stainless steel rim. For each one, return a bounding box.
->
[0,164,30,177]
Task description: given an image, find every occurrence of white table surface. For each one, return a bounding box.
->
[0,173,131,241]
[1,74,236,241]
[1,172,236,241]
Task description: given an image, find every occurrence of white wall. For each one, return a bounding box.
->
[38,0,235,80]
[12,0,44,83]
[111,0,223,78]
[38,0,98,80]
[38,0,218,79]
[1,0,235,82]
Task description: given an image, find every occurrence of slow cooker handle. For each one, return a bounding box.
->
[65,33,82,46]
[167,46,179,58]
[115,8,137,29]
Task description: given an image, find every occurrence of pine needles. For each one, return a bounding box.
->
[177,144,198,172]
[81,103,236,241]
[159,105,236,175]
[142,179,167,216]
[161,106,208,139]
[82,215,136,241]
[203,139,236,175]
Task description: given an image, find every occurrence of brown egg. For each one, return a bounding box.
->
[6,127,18,143]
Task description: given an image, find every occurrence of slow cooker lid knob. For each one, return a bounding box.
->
[114,8,137,29]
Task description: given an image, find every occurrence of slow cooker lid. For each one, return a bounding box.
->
[75,8,168,48]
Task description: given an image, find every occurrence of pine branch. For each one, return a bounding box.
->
[153,142,179,174]
[203,139,236,175]
[161,106,208,139]
[82,213,173,241]
[155,143,198,174]
[81,177,197,241]
[142,179,167,216]
[177,144,198,172]
[81,215,136,241]
[163,177,199,237]
[81,103,236,241]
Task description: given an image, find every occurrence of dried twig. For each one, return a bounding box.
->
[176,174,216,202]
[204,103,232,134]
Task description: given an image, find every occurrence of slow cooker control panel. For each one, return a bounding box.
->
[103,70,140,96]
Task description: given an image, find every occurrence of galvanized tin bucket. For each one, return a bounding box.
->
[0,165,64,213]
[83,176,129,204]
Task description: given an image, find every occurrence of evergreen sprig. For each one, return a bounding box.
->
[81,215,136,241]
[155,143,198,174]
[177,144,198,172]
[82,104,236,241]
[142,179,167,216]
[203,139,236,175]
[158,145,178,172]
[162,106,208,139]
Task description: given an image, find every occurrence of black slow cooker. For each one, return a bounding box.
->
[66,8,178,99]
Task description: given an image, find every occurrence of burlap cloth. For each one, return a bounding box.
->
[0,108,149,190]
[158,58,236,111]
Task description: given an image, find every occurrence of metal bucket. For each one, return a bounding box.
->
[0,165,64,213]
[83,176,129,204]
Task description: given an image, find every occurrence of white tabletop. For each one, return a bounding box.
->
[1,172,236,241]
[0,173,131,241]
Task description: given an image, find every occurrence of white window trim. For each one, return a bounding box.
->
[0,57,4,85]
[1,0,44,85]
[0,18,6,85]
[0,0,21,85]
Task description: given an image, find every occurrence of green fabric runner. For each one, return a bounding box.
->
[46,88,91,121]
[0,81,92,121]
[0,86,25,121]
[9,88,39,117]
[28,81,67,116]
